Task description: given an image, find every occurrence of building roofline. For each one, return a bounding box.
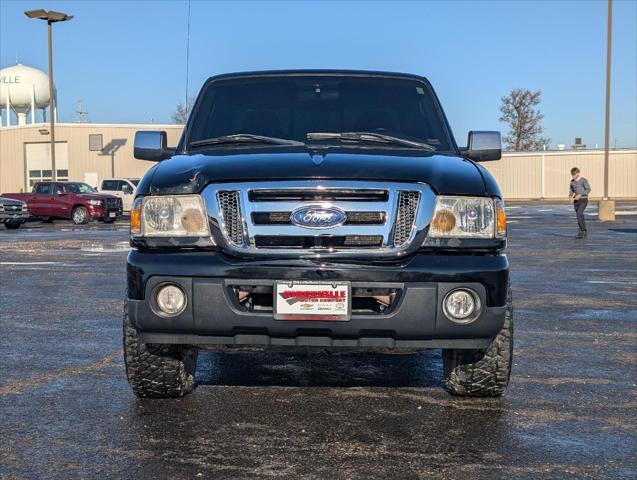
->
[0,123,183,130]
[502,148,637,156]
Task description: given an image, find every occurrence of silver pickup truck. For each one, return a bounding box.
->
[0,196,29,229]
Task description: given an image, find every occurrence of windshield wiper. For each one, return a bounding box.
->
[190,134,305,148]
[306,132,436,151]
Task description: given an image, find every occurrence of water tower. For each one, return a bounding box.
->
[0,64,55,127]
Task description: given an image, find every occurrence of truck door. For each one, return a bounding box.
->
[119,180,135,211]
[52,184,72,218]
[31,183,53,216]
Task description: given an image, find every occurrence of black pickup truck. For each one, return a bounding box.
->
[125,70,511,399]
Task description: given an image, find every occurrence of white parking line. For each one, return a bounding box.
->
[584,211,635,216]
[81,245,130,253]
[585,280,627,284]
[0,261,59,265]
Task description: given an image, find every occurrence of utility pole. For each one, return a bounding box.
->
[599,0,615,221]
[25,9,73,181]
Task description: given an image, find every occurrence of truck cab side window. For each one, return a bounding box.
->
[35,184,52,195]
[120,181,134,194]
[102,180,118,191]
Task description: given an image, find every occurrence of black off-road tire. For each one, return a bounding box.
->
[442,282,513,397]
[71,206,89,225]
[4,221,23,229]
[123,301,198,398]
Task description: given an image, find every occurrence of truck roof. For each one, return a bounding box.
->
[34,181,81,185]
[204,69,432,85]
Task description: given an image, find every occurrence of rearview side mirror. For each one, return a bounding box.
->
[122,185,133,195]
[463,131,501,162]
[134,131,175,161]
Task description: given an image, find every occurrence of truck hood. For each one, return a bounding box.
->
[0,196,27,206]
[77,193,119,201]
[143,148,494,196]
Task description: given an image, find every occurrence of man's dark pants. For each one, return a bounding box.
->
[574,198,588,231]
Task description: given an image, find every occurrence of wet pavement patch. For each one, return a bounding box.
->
[1,204,636,479]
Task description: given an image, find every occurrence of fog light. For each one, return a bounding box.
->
[443,289,480,323]
[155,284,186,316]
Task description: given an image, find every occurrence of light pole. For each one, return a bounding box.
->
[24,9,73,182]
[599,0,615,221]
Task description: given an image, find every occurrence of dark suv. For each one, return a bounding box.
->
[125,70,511,398]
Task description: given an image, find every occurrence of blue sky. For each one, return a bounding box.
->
[1,0,636,148]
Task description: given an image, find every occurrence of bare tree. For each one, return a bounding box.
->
[499,89,550,151]
[171,96,196,124]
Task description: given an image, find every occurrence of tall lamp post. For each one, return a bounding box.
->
[24,9,73,182]
[599,0,615,221]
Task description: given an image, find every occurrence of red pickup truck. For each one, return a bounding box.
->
[3,181,123,225]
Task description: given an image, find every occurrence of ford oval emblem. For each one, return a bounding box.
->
[290,206,347,229]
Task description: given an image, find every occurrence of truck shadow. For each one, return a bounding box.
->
[195,349,444,388]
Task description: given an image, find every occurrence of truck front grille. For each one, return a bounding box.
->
[3,204,24,213]
[203,181,436,256]
[104,197,122,211]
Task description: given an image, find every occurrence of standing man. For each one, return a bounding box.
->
[569,167,591,239]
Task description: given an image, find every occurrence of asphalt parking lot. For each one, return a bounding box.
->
[1,203,636,479]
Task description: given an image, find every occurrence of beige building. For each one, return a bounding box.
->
[0,123,183,193]
[1,122,635,199]
[482,149,637,200]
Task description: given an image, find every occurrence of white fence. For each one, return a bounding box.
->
[483,149,637,199]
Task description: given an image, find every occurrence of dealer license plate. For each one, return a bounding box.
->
[274,281,351,321]
[109,212,116,218]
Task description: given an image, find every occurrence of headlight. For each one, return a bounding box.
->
[0,204,4,212]
[22,203,28,212]
[428,196,504,239]
[132,195,210,237]
[87,199,103,206]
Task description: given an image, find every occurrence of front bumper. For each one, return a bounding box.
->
[0,212,29,222]
[127,251,509,349]
[87,205,122,219]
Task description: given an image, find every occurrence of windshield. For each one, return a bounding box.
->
[187,75,454,151]
[68,183,97,194]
